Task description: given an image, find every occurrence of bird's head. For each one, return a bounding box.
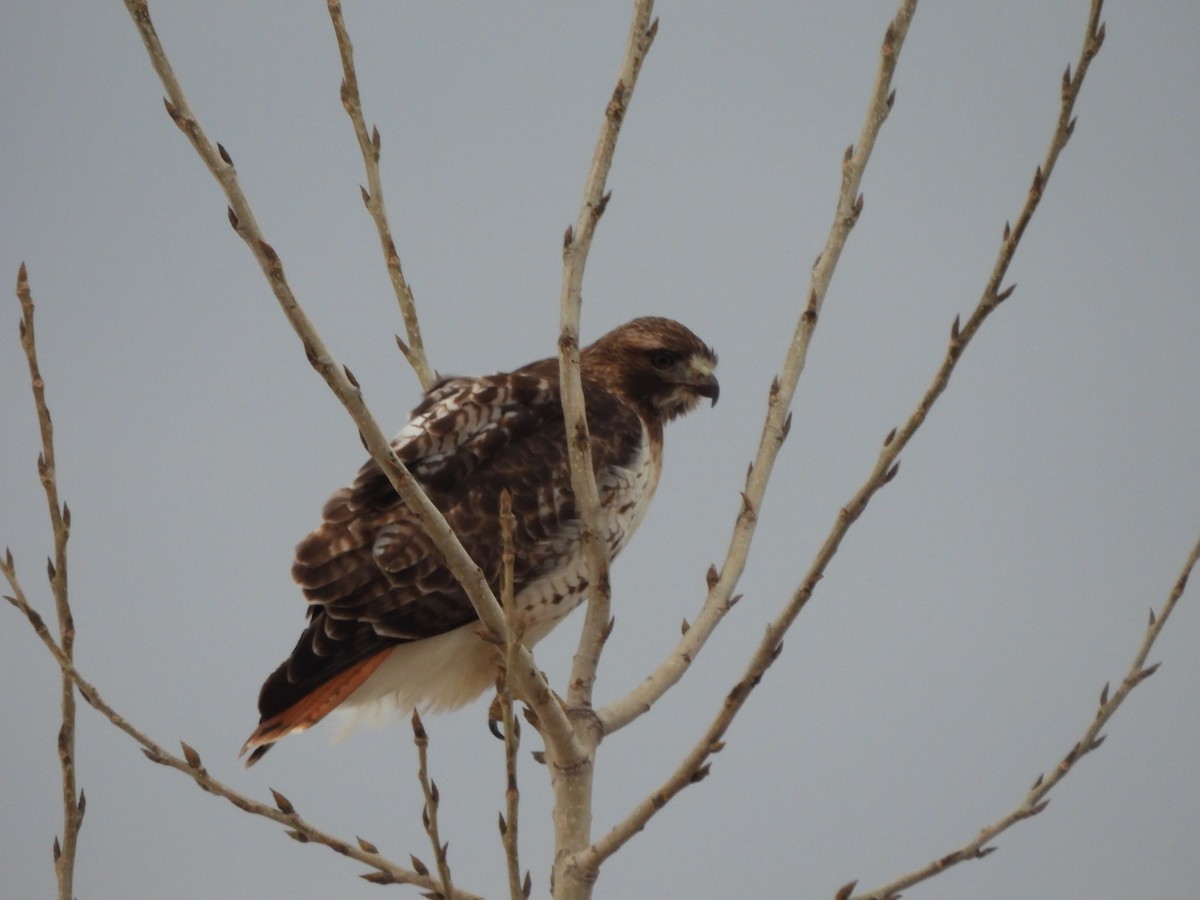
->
[582,317,719,423]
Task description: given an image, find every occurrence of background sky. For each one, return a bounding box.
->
[2,3,1197,899]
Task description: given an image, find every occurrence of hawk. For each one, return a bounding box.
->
[241,317,718,764]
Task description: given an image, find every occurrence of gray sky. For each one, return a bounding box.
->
[2,3,1198,898]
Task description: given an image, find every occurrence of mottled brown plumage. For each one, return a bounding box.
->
[241,317,717,764]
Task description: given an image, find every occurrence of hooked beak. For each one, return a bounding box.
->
[694,373,720,406]
[682,353,719,406]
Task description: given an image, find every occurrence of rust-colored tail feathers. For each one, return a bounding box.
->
[239,647,394,766]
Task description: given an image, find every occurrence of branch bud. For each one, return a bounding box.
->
[270,787,296,815]
[359,871,395,885]
[180,741,202,769]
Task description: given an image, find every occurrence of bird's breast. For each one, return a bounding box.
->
[514,423,660,641]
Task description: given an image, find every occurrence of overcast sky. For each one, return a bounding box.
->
[2,3,1198,899]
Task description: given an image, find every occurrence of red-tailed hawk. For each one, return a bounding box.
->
[241,317,717,764]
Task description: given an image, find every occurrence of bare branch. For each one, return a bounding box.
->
[552,4,657,897]
[3,563,476,898]
[498,490,528,900]
[14,265,82,900]
[327,0,434,390]
[849,528,1200,900]
[600,0,917,735]
[122,0,575,752]
[561,0,658,711]
[591,0,1105,865]
[411,712,455,898]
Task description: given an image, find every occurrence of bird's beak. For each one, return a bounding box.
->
[686,358,719,406]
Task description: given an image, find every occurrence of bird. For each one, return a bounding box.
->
[240,316,718,765]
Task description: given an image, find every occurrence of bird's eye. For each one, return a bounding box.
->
[649,350,677,370]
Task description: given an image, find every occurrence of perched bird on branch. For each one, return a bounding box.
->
[241,317,718,764]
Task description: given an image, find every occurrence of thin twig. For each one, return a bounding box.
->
[847,528,1200,900]
[498,491,529,900]
[14,264,83,900]
[411,712,455,899]
[588,0,1105,868]
[599,0,916,737]
[121,0,575,751]
[0,567,475,899]
[327,0,434,391]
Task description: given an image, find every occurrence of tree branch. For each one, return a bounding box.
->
[846,528,1200,900]
[13,264,83,900]
[410,712,456,898]
[498,491,531,900]
[551,3,657,898]
[121,0,576,755]
[2,563,478,898]
[590,0,1105,866]
[327,0,434,391]
[600,0,916,735]
[560,0,658,710]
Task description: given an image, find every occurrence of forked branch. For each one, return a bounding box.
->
[589,0,1108,871]
[121,0,576,754]
[3,563,475,897]
[600,0,917,737]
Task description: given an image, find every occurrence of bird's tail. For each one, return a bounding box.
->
[239,647,395,766]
